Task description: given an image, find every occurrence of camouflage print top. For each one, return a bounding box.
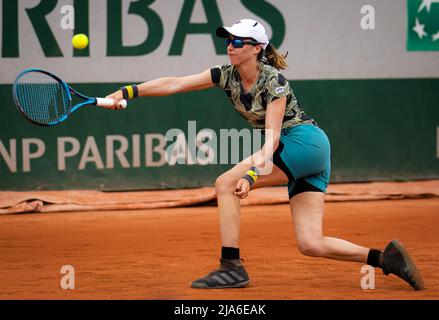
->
[210,62,317,130]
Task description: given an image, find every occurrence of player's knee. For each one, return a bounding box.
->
[297,239,324,257]
[215,174,236,194]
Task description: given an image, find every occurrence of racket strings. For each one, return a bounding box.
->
[15,72,71,125]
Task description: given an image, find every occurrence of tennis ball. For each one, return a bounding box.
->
[72,34,89,50]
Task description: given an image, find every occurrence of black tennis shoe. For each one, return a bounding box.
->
[382,239,425,290]
[191,259,250,289]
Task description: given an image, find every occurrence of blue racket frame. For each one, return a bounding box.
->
[13,68,99,126]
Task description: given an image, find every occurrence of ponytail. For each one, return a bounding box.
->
[258,44,288,70]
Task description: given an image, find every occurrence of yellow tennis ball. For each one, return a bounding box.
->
[72,34,89,50]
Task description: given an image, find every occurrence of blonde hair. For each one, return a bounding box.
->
[258,44,288,70]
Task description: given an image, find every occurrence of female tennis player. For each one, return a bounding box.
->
[104,19,424,291]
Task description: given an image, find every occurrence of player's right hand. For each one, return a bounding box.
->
[234,178,251,199]
[104,90,125,110]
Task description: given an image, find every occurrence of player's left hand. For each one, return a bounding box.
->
[234,178,251,199]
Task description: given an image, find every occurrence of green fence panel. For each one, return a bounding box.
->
[1,78,438,191]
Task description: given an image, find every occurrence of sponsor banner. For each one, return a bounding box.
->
[1,0,439,84]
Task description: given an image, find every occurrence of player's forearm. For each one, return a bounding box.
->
[260,140,280,163]
[136,77,182,97]
[253,130,280,168]
[106,77,183,108]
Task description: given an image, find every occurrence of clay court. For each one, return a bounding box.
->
[1,183,438,300]
[1,0,438,306]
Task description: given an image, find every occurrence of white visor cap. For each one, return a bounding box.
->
[216,19,269,49]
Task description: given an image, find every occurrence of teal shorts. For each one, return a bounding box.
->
[272,124,331,198]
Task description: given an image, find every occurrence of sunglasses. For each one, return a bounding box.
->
[225,39,260,48]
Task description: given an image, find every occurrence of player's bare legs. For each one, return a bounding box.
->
[215,160,288,247]
[290,192,369,262]
[291,191,424,290]
[191,160,288,288]
[193,162,424,290]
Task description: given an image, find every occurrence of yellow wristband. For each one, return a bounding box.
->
[126,85,134,99]
[120,84,139,100]
[246,170,258,183]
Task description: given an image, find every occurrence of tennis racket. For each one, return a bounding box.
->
[12,68,127,126]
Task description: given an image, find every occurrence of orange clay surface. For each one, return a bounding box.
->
[1,198,438,300]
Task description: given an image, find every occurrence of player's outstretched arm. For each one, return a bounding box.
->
[138,69,214,96]
[103,69,214,109]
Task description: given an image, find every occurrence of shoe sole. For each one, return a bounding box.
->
[389,240,425,291]
[191,280,250,289]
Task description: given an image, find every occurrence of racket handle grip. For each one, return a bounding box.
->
[96,98,127,109]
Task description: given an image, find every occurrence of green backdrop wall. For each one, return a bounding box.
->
[1,78,438,191]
